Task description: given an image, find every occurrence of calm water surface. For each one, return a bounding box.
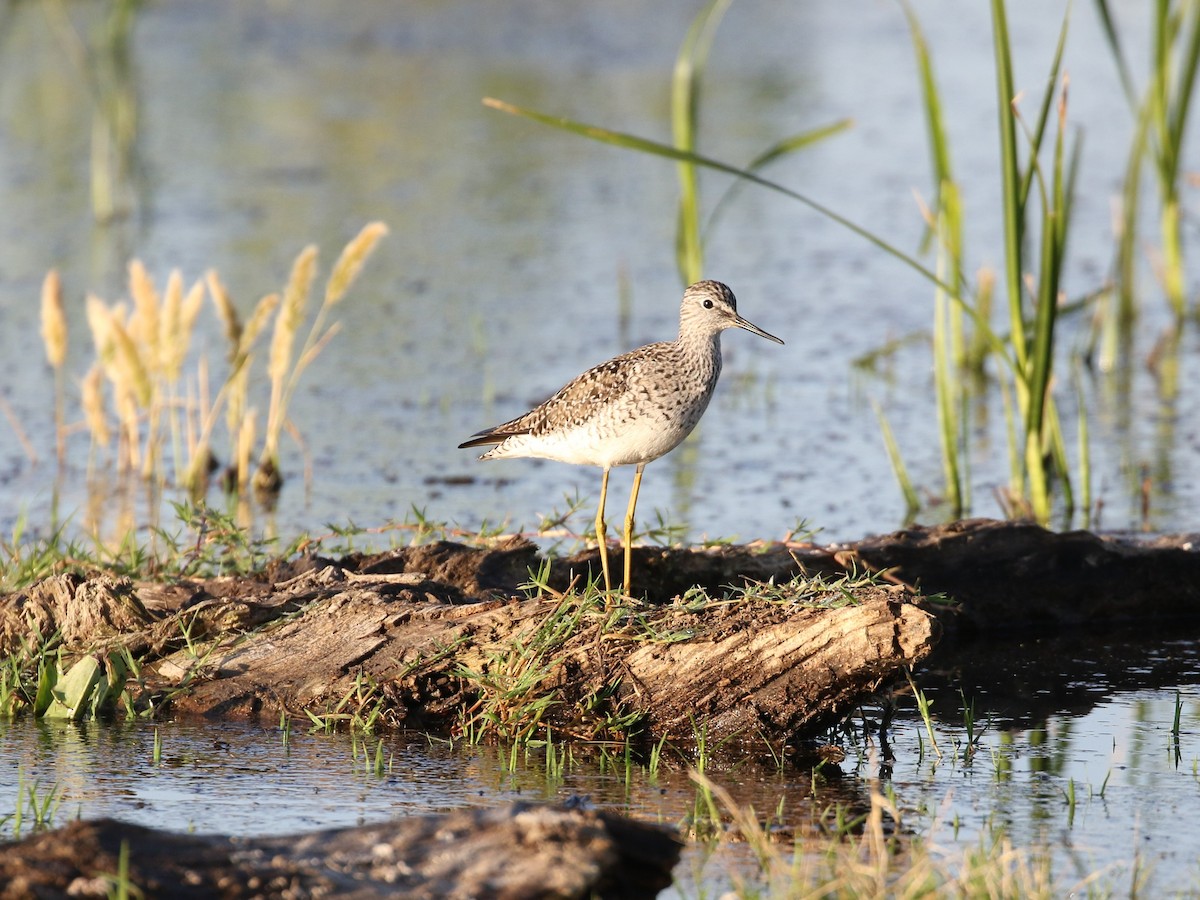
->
[0,0,1196,544]
[3,632,1200,895]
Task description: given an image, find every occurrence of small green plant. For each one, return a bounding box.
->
[101,839,142,900]
[42,652,128,721]
[0,515,93,593]
[647,733,669,781]
[575,677,646,742]
[455,641,562,745]
[905,669,942,760]
[0,628,130,721]
[2,769,63,839]
[352,735,393,777]
[304,669,390,735]
[959,687,987,759]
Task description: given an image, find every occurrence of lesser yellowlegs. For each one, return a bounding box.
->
[459,280,784,594]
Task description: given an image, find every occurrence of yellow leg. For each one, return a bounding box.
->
[622,463,646,594]
[596,467,612,593]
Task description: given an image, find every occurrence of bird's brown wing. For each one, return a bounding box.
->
[459,344,665,448]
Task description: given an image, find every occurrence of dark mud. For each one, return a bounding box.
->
[0,802,680,900]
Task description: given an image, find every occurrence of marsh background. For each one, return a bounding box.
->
[1,0,1192,548]
[4,1,1200,895]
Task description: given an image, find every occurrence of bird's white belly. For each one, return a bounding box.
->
[501,400,706,468]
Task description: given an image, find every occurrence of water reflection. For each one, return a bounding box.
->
[2,0,1198,545]
[2,632,1200,893]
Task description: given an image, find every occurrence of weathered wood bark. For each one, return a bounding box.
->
[0,572,153,658]
[0,802,680,899]
[549,519,1200,631]
[11,517,1194,741]
[0,549,937,742]
[619,591,933,737]
[153,569,936,743]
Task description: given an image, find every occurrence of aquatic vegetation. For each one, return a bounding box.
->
[0,625,127,722]
[685,767,1136,898]
[1096,0,1200,320]
[454,590,597,744]
[902,1,1081,525]
[99,840,139,900]
[37,223,387,534]
[304,669,392,735]
[0,769,62,840]
[485,0,1198,533]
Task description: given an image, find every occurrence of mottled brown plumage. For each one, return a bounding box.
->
[460,280,783,595]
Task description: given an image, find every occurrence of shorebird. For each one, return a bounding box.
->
[459,280,783,595]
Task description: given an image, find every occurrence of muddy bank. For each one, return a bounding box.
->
[3,518,1198,743]
[0,801,679,899]
[2,562,935,744]
[534,517,1200,632]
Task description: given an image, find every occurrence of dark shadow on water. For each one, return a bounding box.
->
[914,626,1200,731]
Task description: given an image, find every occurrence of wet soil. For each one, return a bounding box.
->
[0,802,680,900]
[4,518,1198,744]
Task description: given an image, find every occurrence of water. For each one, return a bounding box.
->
[0,0,1194,546]
[4,1,1200,894]
[3,633,1200,894]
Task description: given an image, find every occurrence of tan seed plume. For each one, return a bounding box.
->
[325,221,389,306]
[40,270,68,369]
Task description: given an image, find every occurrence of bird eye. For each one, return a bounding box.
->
[703,299,714,309]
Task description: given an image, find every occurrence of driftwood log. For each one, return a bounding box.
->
[547,518,1200,631]
[0,542,936,739]
[4,519,1196,743]
[0,802,680,900]
[0,560,937,743]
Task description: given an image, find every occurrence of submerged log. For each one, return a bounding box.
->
[549,519,1200,631]
[840,518,1200,632]
[0,541,937,742]
[0,802,680,900]
[154,568,936,743]
[10,517,1194,740]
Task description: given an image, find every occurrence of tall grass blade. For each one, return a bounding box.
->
[705,118,854,233]
[1074,366,1092,524]
[1016,12,1071,213]
[905,0,969,515]
[672,0,733,284]
[872,401,920,517]
[991,0,1028,374]
[482,97,950,293]
[1092,0,1140,108]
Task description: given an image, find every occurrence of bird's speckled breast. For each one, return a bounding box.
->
[482,337,722,468]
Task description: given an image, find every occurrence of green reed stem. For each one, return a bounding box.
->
[672,0,732,285]
[872,400,920,517]
[1098,0,1200,318]
[1073,363,1092,527]
[482,98,950,295]
[905,0,968,515]
[992,0,1028,378]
